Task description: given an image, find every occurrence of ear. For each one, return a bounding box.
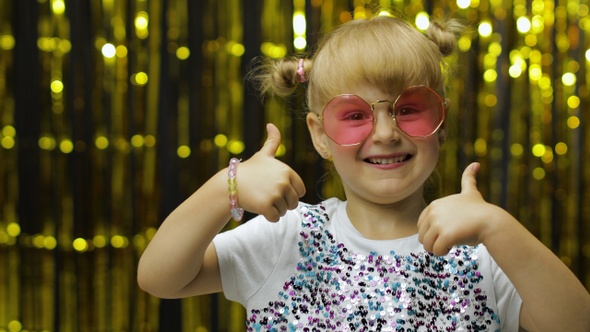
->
[306,112,331,159]
[438,127,447,146]
[438,98,450,146]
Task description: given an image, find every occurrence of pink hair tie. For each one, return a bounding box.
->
[297,58,306,83]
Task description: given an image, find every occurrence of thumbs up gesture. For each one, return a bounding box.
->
[418,162,494,256]
[236,123,306,222]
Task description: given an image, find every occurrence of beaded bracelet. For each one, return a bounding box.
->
[228,158,244,221]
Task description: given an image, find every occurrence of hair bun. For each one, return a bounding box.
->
[426,20,464,57]
[248,57,308,98]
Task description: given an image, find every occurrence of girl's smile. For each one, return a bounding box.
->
[363,152,413,168]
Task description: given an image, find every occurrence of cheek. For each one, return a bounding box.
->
[410,134,441,164]
[328,145,359,170]
[422,140,441,169]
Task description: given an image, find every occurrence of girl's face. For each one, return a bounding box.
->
[307,83,445,206]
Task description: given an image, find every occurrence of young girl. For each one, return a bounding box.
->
[138,16,590,331]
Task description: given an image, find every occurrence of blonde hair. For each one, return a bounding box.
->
[251,16,462,113]
[249,16,463,202]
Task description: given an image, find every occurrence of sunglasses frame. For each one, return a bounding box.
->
[318,85,447,146]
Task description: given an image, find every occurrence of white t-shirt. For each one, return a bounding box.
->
[213,198,522,331]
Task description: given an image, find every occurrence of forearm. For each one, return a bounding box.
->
[136,124,306,299]
[137,168,230,298]
[482,207,590,331]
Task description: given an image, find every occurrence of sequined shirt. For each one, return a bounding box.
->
[214,198,522,331]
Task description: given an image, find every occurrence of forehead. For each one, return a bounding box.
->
[325,81,418,106]
[310,64,431,110]
[340,83,401,101]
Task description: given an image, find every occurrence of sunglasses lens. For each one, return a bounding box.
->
[321,87,444,146]
[394,86,444,137]
[322,95,374,146]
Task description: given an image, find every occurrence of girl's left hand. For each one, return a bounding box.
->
[417,162,495,256]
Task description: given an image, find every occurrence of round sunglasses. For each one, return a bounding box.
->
[319,86,446,146]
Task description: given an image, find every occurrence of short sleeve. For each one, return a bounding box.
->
[213,211,300,305]
[485,246,523,331]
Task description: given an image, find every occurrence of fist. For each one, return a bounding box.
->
[417,163,490,256]
[236,123,306,222]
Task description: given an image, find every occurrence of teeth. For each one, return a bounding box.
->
[368,155,408,164]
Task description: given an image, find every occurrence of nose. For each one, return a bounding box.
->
[370,101,401,143]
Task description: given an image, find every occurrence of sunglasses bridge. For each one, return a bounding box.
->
[371,99,398,124]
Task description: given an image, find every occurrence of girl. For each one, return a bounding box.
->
[138,16,590,331]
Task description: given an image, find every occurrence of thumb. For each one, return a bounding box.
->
[461,162,480,194]
[259,123,281,157]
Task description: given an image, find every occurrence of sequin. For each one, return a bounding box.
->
[245,203,502,332]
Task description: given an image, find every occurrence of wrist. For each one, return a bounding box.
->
[478,204,518,246]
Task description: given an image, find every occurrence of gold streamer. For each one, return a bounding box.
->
[0,0,589,331]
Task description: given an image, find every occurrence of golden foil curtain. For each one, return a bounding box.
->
[0,0,588,331]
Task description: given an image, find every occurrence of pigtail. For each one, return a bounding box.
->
[426,19,464,57]
[247,56,309,99]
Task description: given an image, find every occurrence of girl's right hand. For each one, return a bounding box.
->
[236,123,306,222]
